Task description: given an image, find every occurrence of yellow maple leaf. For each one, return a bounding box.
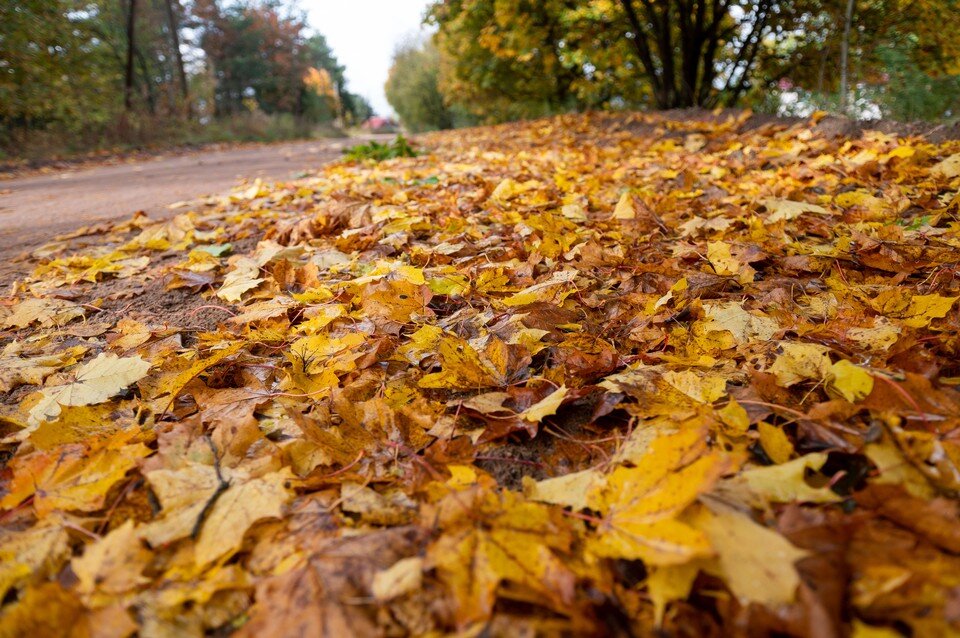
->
[700,301,778,345]
[587,429,729,565]
[827,358,874,402]
[647,562,700,626]
[706,241,755,283]
[661,369,728,403]
[768,341,832,387]
[694,502,807,607]
[521,385,567,422]
[141,462,223,547]
[418,334,508,389]
[931,153,960,179]
[2,297,84,329]
[0,433,150,517]
[147,342,245,411]
[217,256,264,302]
[360,278,431,324]
[428,488,576,627]
[731,453,842,504]
[0,522,70,601]
[372,557,424,602]
[612,191,639,219]
[501,270,577,307]
[757,421,794,464]
[194,470,292,566]
[0,343,86,393]
[28,353,151,425]
[72,520,150,598]
[868,290,958,328]
[763,198,831,223]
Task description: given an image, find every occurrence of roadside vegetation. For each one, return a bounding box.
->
[1,1,372,161]
[384,0,960,131]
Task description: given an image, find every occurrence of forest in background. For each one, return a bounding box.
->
[387,0,960,132]
[5,0,960,159]
[0,0,373,160]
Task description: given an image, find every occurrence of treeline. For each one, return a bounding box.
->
[387,0,960,131]
[1,0,372,157]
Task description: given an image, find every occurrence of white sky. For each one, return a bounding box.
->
[301,0,434,116]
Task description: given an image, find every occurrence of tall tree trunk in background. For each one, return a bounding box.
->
[619,0,666,107]
[164,0,191,114]
[839,0,855,114]
[135,46,157,115]
[618,0,773,109]
[124,0,138,111]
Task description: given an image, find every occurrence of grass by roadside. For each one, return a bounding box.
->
[0,112,344,177]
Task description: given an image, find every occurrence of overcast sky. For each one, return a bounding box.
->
[301,0,434,116]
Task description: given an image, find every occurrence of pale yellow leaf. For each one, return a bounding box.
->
[827,359,874,402]
[737,453,841,503]
[763,198,831,223]
[698,503,807,607]
[647,562,700,626]
[522,385,567,422]
[195,471,291,566]
[217,256,264,302]
[3,297,84,329]
[768,342,831,387]
[72,520,150,596]
[523,469,604,511]
[662,370,727,403]
[931,153,960,179]
[29,353,151,425]
[372,557,423,602]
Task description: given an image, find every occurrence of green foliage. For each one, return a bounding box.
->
[0,0,372,158]
[0,112,341,164]
[869,41,960,121]
[428,0,588,123]
[427,0,960,120]
[0,1,119,136]
[344,136,418,162]
[199,9,366,122]
[426,0,785,117]
[385,39,455,133]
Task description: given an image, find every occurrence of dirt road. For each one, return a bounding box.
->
[0,138,352,256]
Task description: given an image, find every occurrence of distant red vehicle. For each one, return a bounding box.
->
[362,116,399,133]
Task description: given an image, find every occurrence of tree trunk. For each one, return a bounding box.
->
[135,46,157,115]
[839,0,855,114]
[619,0,667,108]
[164,0,191,115]
[124,0,138,111]
[620,0,777,109]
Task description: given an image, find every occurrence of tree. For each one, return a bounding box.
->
[302,33,373,124]
[164,0,190,114]
[755,0,960,117]
[124,0,138,111]
[0,1,121,134]
[196,2,368,124]
[428,0,585,122]
[199,3,306,115]
[428,0,960,116]
[385,39,454,132]
[428,0,789,114]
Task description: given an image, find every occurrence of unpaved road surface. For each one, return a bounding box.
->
[0,138,353,256]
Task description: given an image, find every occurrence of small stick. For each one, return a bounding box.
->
[191,436,230,539]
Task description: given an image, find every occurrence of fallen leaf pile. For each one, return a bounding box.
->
[3,111,960,636]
